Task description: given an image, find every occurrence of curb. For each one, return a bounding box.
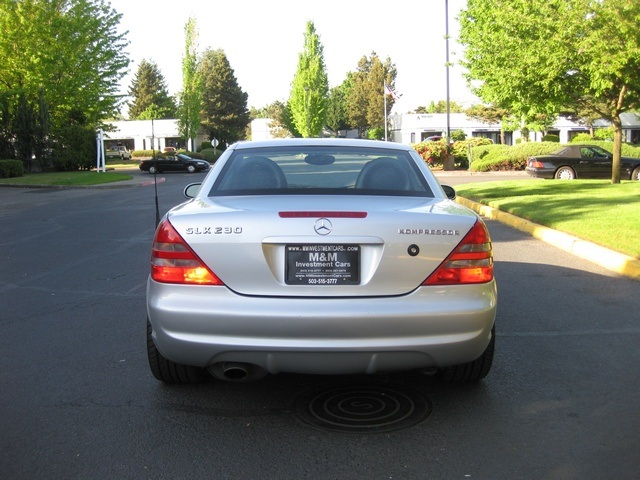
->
[457,196,640,282]
[0,177,164,189]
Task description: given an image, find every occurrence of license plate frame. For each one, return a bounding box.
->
[285,244,360,285]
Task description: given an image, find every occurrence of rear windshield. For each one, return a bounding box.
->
[209,146,433,197]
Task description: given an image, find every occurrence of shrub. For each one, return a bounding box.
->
[412,140,448,166]
[199,148,222,162]
[0,159,24,178]
[471,142,560,171]
[542,134,560,142]
[132,149,153,158]
[570,133,594,143]
[450,137,493,169]
[450,129,466,141]
[51,124,96,171]
[594,127,614,141]
[470,144,505,163]
[451,137,493,159]
[413,137,494,168]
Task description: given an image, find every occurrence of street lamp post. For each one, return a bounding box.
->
[444,0,453,170]
[445,0,452,170]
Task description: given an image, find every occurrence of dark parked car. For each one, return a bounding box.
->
[139,153,209,174]
[526,145,640,180]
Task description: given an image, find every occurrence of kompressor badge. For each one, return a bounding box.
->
[398,228,460,236]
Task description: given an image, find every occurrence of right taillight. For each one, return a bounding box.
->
[151,219,223,285]
[423,220,494,285]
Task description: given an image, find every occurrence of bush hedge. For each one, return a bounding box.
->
[0,159,24,178]
[199,148,222,162]
[467,140,640,172]
[569,133,593,143]
[470,142,560,171]
[413,137,493,167]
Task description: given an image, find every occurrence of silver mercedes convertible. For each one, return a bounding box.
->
[146,139,497,384]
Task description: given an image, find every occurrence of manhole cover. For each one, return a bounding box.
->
[294,383,432,433]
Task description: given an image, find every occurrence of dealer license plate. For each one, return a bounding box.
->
[286,244,360,285]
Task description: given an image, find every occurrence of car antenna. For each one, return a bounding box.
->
[152,118,160,227]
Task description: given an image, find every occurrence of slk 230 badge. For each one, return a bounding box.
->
[185,226,242,235]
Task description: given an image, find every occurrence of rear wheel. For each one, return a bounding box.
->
[148,165,158,174]
[438,326,495,383]
[632,167,640,181]
[147,319,203,384]
[555,166,575,180]
[187,164,196,173]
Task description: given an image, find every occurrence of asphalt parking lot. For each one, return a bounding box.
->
[1,173,639,479]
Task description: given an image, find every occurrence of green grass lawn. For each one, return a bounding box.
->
[0,171,133,186]
[455,180,640,259]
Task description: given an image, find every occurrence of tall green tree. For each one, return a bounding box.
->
[177,17,202,151]
[345,52,397,138]
[199,49,250,147]
[127,60,175,120]
[0,0,129,169]
[325,76,353,136]
[459,0,640,183]
[288,21,329,138]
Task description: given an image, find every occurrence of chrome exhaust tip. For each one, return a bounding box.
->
[208,362,268,382]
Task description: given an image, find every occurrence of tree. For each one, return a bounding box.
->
[199,49,250,147]
[127,60,175,120]
[412,101,464,114]
[14,94,34,169]
[288,21,329,138]
[0,0,129,169]
[465,104,511,144]
[459,0,640,183]
[325,80,352,136]
[177,17,202,151]
[0,93,14,159]
[251,101,297,139]
[574,0,640,182]
[345,52,397,138]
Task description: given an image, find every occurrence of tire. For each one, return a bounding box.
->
[187,164,196,173]
[148,165,157,174]
[554,166,575,180]
[632,167,640,181]
[438,326,495,383]
[147,319,203,384]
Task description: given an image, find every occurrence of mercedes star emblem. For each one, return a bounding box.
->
[314,218,333,235]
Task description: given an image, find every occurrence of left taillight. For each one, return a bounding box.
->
[150,219,223,285]
[529,159,544,168]
[423,219,494,285]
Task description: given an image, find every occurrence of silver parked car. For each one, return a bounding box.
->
[146,139,497,384]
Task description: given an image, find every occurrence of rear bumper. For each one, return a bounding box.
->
[525,166,554,178]
[147,278,497,375]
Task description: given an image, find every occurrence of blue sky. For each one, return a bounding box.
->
[109,0,477,115]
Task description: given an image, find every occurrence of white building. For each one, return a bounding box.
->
[106,113,640,151]
[103,119,207,151]
[388,112,640,145]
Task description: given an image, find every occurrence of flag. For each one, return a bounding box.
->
[384,82,399,101]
